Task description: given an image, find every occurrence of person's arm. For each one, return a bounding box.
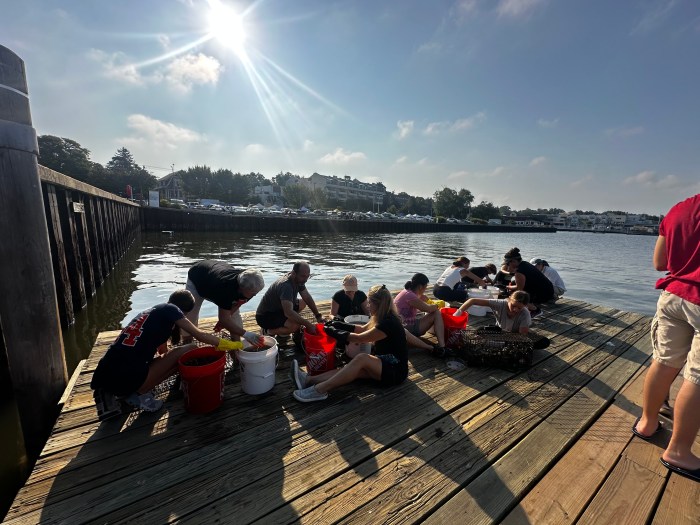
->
[459,269,488,286]
[455,298,489,313]
[281,299,315,330]
[408,296,437,313]
[512,272,526,291]
[217,307,244,337]
[653,235,667,271]
[347,326,386,344]
[330,300,340,317]
[176,318,242,350]
[300,288,324,322]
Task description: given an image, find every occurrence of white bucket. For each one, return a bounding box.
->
[237,335,278,395]
[467,289,494,316]
[344,315,372,357]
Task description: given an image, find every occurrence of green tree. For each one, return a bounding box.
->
[105,147,157,197]
[309,187,327,210]
[282,184,310,208]
[38,135,92,179]
[471,200,501,220]
[433,187,474,218]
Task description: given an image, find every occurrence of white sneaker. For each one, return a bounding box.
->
[293,385,328,403]
[125,392,163,412]
[289,359,308,390]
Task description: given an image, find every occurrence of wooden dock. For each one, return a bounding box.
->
[4,298,699,524]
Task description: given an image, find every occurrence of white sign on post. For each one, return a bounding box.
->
[148,191,160,207]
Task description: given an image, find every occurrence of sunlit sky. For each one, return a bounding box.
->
[3,0,699,215]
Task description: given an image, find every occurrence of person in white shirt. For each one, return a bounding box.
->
[530,258,566,298]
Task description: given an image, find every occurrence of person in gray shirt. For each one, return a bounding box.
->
[256,261,323,337]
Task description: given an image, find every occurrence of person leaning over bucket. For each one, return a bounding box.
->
[185,260,266,347]
[456,290,532,334]
[290,285,431,402]
[330,274,370,319]
[90,290,243,418]
[433,256,489,303]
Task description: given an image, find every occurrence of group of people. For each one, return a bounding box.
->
[91,248,569,416]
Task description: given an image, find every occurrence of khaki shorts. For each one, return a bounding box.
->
[650,291,700,385]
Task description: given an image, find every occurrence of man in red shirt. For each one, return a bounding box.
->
[634,194,700,482]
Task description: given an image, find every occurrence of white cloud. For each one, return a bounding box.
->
[570,175,594,188]
[424,112,486,135]
[89,49,221,93]
[447,170,470,180]
[418,157,430,166]
[537,117,559,128]
[120,114,205,149]
[417,42,443,53]
[489,166,505,177]
[88,49,145,85]
[530,156,547,166]
[395,156,408,164]
[164,53,222,94]
[303,140,314,151]
[318,148,367,165]
[244,143,266,154]
[604,126,645,138]
[623,170,682,188]
[396,120,415,139]
[158,34,171,49]
[497,0,547,18]
[631,0,679,35]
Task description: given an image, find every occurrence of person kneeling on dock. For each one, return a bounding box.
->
[291,285,418,402]
[255,261,325,350]
[91,290,243,419]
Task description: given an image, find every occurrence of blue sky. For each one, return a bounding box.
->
[2,0,699,215]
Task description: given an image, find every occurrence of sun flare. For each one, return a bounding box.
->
[207,1,247,56]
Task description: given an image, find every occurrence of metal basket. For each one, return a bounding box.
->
[446,327,534,371]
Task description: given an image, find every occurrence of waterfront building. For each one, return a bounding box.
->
[154,172,186,202]
[304,173,386,208]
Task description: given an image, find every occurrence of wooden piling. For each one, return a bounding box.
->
[0,45,68,458]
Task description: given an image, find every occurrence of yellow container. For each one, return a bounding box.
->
[428,299,446,309]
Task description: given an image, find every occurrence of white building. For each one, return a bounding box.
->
[304,173,386,207]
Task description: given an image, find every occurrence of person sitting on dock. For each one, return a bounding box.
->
[330,274,370,319]
[503,247,555,316]
[90,290,243,418]
[461,263,497,288]
[395,273,449,357]
[433,257,489,303]
[530,258,567,299]
[290,285,411,402]
[185,260,265,346]
[493,263,515,291]
[255,261,324,346]
[634,193,700,483]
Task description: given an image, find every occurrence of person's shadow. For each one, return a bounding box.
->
[28,363,297,524]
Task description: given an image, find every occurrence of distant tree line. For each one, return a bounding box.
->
[37,134,656,220]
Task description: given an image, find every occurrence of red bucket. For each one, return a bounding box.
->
[303,324,336,375]
[440,307,468,343]
[178,346,226,414]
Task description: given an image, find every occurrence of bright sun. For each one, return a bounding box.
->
[207,1,247,56]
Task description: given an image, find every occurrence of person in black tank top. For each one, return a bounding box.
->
[503,247,554,305]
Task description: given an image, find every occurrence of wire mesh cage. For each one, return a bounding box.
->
[446,327,534,371]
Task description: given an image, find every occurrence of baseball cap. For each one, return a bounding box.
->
[530,258,544,265]
[342,274,358,291]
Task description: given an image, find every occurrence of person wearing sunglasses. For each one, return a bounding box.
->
[185,260,265,347]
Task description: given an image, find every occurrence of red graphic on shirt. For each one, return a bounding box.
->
[121,312,149,346]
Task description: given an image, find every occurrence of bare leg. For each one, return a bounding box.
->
[404,329,433,352]
[636,360,681,436]
[309,353,383,394]
[139,343,198,393]
[419,311,445,347]
[662,379,700,470]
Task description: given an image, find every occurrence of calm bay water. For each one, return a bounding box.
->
[1,229,661,517]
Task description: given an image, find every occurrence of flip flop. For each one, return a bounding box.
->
[660,458,700,482]
[632,418,662,441]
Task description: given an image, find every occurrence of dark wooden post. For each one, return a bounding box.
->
[0,46,68,458]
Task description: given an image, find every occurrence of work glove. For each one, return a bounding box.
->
[324,326,350,346]
[216,339,243,352]
[331,320,356,332]
[243,331,264,347]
